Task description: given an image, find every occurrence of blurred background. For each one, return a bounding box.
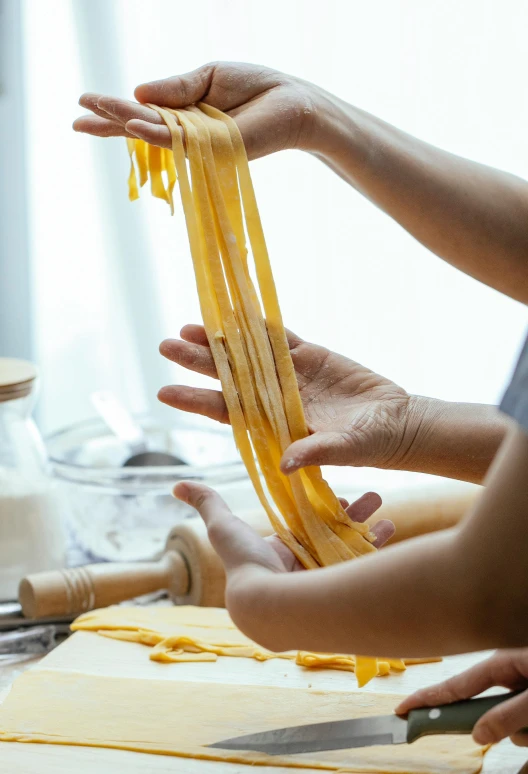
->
[1,0,527,653]
[2,3,528,745]
[1,0,527,435]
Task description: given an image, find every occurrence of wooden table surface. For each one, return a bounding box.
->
[1,632,527,773]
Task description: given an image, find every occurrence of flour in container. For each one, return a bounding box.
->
[0,468,66,600]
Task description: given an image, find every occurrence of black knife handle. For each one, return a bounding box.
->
[407,690,528,743]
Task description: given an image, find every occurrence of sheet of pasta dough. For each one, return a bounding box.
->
[0,670,485,773]
[71,606,440,677]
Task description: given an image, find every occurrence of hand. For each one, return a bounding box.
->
[395,649,528,747]
[267,491,393,571]
[159,324,417,473]
[174,481,393,623]
[74,62,323,160]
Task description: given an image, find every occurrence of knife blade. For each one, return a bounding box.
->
[210,713,407,754]
[209,690,525,754]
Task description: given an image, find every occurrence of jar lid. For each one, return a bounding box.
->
[0,358,38,403]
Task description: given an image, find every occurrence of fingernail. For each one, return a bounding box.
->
[159,339,175,354]
[473,727,494,745]
[173,482,188,501]
[282,458,298,472]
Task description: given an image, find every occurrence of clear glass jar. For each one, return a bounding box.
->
[0,359,66,601]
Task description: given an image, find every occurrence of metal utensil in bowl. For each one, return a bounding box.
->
[91,391,184,467]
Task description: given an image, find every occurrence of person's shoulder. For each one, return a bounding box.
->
[500,331,528,434]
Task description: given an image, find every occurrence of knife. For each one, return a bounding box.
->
[209,691,526,754]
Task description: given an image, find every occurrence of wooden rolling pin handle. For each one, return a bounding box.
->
[369,490,479,544]
[19,551,189,619]
[18,517,255,618]
[165,520,227,608]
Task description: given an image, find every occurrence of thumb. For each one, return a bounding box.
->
[473,690,528,746]
[135,64,215,108]
[173,481,271,572]
[280,431,360,474]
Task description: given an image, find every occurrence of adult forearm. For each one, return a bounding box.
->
[310,90,528,304]
[392,397,510,483]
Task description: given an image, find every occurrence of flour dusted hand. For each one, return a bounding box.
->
[159,324,413,473]
[74,62,319,160]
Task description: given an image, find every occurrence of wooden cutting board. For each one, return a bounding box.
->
[0,631,525,773]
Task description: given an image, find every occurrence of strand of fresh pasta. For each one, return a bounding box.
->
[198,104,375,550]
[174,107,323,560]
[180,107,354,565]
[150,105,316,569]
[126,104,382,682]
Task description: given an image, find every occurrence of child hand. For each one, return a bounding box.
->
[174,481,392,608]
[266,491,393,571]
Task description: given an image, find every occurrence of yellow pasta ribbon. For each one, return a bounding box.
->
[124,107,386,684]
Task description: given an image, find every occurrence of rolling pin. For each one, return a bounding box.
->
[369,484,480,544]
[19,486,480,619]
[19,519,233,619]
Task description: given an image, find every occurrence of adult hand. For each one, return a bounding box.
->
[395,649,528,747]
[159,324,416,474]
[74,62,322,160]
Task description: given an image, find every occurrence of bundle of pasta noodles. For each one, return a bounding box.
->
[126,103,381,686]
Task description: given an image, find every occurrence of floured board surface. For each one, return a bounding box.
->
[0,669,484,773]
[0,633,522,772]
[71,605,439,683]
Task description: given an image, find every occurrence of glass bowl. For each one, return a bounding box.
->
[46,415,248,563]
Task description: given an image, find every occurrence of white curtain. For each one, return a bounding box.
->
[20,0,527,439]
[0,0,33,362]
